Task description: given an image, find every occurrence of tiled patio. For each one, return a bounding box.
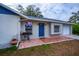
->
[19,35,73,49]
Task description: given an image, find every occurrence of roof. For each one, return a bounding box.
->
[0,3,29,18]
[0,3,72,24]
[27,16,72,24]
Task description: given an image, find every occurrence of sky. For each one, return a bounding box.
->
[3,3,79,21]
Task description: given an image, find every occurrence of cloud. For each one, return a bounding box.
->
[38,3,79,21]
[7,3,79,21]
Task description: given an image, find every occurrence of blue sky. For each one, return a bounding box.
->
[6,3,79,21]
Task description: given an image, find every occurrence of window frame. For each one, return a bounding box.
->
[54,24,61,34]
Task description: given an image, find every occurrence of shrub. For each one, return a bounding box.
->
[72,23,79,35]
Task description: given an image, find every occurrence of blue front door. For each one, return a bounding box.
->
[39,23,44,37]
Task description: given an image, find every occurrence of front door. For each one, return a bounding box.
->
[39,23,44,37]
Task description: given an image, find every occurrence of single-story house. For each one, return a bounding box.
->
[0,3,72,49]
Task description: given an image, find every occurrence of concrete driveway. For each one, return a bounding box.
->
[63,35,79,40]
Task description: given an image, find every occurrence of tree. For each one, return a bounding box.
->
[16,4,24,14]
[69,11,79,35]
[16,5,43,18]
[69,11,79,23]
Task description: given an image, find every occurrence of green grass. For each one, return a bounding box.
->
[0,45,17,53]
[0,40,79,56]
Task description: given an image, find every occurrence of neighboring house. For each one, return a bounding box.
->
[0,3,72,49]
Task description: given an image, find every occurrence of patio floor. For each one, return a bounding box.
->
[19,35,73,49]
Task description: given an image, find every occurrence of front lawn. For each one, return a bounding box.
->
[0,40,79,56]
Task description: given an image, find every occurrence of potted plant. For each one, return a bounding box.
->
[10,38,18,45]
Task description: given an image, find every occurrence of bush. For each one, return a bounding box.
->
[72,23,79,35]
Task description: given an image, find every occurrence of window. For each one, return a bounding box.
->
[54,25,60,33]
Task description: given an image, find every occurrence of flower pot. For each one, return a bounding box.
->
[10,39,18,45]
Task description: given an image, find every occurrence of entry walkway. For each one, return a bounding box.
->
[19,35,73,49]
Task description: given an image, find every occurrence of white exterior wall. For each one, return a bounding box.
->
[21,21,71,39]
[21,21,49,39]
[31,22,39,38]
[0,14,20,45]
[62,24,71,35]
[21,22,26,33]
[32,22,49,38]
[50,23,71,35]
[45,23,49,37]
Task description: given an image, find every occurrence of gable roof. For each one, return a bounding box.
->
[0,3,72,24]
[0,3,29,18]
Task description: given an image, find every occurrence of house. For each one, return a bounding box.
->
[0,3,72,49]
